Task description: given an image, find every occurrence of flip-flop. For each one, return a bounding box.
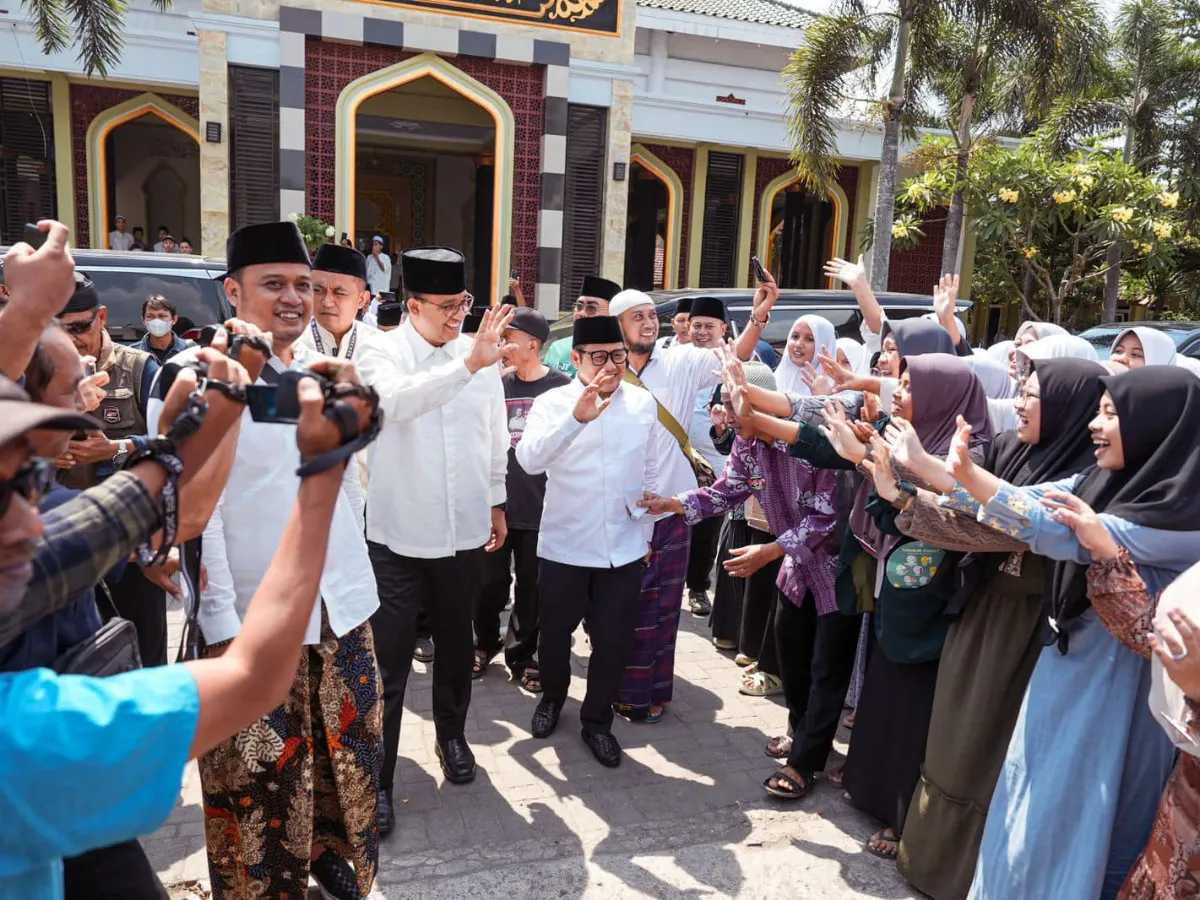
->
[762,768,813,800]
[472,649,498,679]
[643,706,666,724]
[865,828,900,859]
[519,668,542,693]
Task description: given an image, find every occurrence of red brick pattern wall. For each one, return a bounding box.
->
[887,211,946,295]
[303,39,545,287]
[70,85,199,247]
[640,142,693,287]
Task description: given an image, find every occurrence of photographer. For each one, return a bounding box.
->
[0,356,380,900]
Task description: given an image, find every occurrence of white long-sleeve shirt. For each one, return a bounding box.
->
[146,344,375,645]
[516,379,658,568]
[633,343,723,500]
[365,253,392,297]
[354,318,508,558]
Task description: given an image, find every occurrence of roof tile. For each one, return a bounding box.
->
[636,0,815,29]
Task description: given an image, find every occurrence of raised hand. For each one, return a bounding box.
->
[710,402,728,434]
[465,304,518,374]
[730,382,752,421]
[752,267,780,319]
[1042,491,1120,560]
[820,399,868,464]
[2,220,76,326]
[77,366,110,412]
[573,371,612,423]
[884,417,925,468]
[214,317,273,382]
[800,361,836,397]
[933,272,960,324]
[823,254,867,290]
[945,415,974,481]
[816,350,859,391]
[638,492,685,516]
[861,390,880,424]
[866,435,900,502]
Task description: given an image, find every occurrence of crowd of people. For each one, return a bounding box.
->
[107,219,194,254]
[3,215,1200,900]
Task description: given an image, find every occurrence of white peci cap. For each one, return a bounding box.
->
[609,288,655,318]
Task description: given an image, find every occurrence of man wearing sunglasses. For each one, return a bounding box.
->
[515,315,659,767]
[542,274,621,377]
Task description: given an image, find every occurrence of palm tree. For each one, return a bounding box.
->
[1040,0,1200,321]
[784,0,934,292]
[23,0,171,77]
[917,0,1105,273]
[785,0,1104,290]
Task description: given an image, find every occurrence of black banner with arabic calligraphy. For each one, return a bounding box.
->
[380,0,620,34]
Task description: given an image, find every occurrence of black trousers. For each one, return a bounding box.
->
[63,840,168,900]
[476,528,539,675]
[738,526,781,673]
[368,541,483,791]
[773,591,861,774]
[710,517,750,644]
[538,558,643,734]
[104,564,167,667]
[685,515,724,593]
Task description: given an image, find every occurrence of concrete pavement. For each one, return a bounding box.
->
[148,603,919,899]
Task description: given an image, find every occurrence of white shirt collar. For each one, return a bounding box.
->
[399,317,460,363]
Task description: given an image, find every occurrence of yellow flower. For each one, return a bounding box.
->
[905,183,933,204]
[1076,175,1095,192]
[998,188,1020,203]
[892,222,909,239]
[1152,221,1172,240]
[1136,241,1154,254]
[1159,191,1180,209]
[1110,206,1134,224]
[1022,246,1038,259]
[1053,189,1077,204]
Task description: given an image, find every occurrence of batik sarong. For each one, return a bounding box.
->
[199,619,383,900]
[615,514,691,719]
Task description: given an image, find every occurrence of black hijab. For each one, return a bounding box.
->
[884,318,956,358]
[1048,366,1200,649]
[989,357,1109,486]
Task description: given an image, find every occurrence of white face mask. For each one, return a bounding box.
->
[144,319,173,338]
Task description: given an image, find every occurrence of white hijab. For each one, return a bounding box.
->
[836,337,869,375]
[967,354,1016,400]
[1112,327,1178,367]
[777,314,838,395]
[986,339,1016,365]
[1012,334,1100,379]
[1175,356,1200,379]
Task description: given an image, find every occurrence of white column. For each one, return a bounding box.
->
[648,31,667,95]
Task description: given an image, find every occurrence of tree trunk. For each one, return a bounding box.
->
[1022,267,1040,320]
[1102,243,1120,323]
[869,14,911,293]
[941,95,975,276]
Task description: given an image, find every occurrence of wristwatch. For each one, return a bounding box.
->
[896,479,918,500]
[748,310,771,329]
[111,439,130,467]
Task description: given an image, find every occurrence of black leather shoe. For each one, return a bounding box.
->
[413,636,435,662]
[310,848,364,900]
[582,729,622,768]
[377,788,394,837]
[531,700,561,739]
[436,737,476,784]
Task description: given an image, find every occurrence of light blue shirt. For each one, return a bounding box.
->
[0,665,199,899]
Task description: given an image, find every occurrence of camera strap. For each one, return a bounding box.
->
[295,385,383,477]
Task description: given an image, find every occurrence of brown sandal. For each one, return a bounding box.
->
[765,735,793,759]
[762,767,813,800]
[865,827,899,859]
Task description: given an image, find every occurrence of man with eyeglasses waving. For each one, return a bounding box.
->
[516,315,658,767]
[542,274,622,377]
[354,246,517,831]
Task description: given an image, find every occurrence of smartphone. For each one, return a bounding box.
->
[246,370,308,424]
[23,223,46,250]
[751,256,767,283]
[510,269,519,280]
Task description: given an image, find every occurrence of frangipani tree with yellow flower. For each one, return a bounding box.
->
[900,138,1181,324]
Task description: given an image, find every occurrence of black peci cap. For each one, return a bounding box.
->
[573,315,624,347]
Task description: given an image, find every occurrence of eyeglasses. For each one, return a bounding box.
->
[62,310,100,335]
[578,348,628,367]
[415,293,474,315]
[573,301,603,315]
[0,458,54,518]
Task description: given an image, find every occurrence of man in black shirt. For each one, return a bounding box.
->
[473,307,569,691]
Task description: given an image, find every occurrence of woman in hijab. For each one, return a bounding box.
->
[987,335,1101,431]
[986,339,1016,369]
[941,366,1200,900]
[768,354,993,857]
[876,358,1108,900]
[1110,327,1178,370]
[775,314,837,395]
[1015,320,1069,347]
[836,337,869,376]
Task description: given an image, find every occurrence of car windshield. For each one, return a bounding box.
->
[85,269,229,342]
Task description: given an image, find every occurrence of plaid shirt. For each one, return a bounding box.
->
[0,472,159,649]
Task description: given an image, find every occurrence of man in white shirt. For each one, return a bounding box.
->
[297,243,377,361]
[608,288,760,724]
[152,225,169,253]
[365,235,392,297]
[655,297,692,352]
[516,315,658,767]
[149,221,381,900]
[683,297,731,617]
[107,215,133,251]
[354,247,514,831]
